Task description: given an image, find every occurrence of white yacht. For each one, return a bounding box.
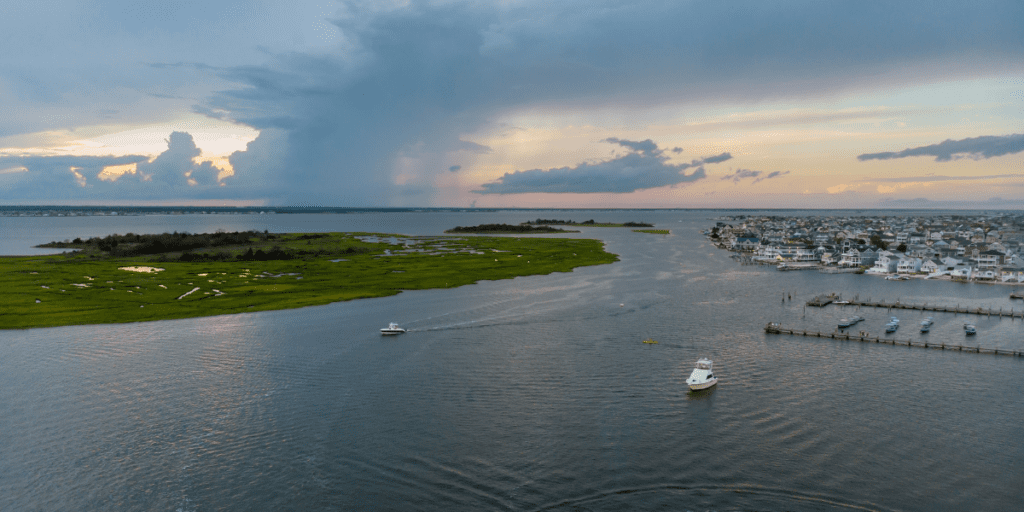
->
[380,322,406,335]
[686,358,718,391]
[920,317,934,333]
[964,324,977,336]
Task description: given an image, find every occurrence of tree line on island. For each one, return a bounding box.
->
[446,219,654,233]
[446,224,574,234]
[526,219,653,227]
[38,230,369,262]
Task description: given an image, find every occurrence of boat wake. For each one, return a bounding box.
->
[531,483,894,512]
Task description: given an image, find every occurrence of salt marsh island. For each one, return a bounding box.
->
[1,231,618,329]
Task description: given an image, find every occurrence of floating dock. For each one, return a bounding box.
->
[806,293,840,307]
[827,299,1024,319]
[764,323,1023,357]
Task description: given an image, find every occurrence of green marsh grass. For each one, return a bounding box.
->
[0,232,618,329]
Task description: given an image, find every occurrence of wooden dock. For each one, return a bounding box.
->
[764,323,1023,357]
[832,299,1024,319]
[806,293,839,307]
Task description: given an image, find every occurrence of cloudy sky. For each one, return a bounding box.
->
[2,1,1023,208]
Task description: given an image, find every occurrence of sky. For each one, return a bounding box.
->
[1,0,1023,208]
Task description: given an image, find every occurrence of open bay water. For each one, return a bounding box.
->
[1,210,1022,511]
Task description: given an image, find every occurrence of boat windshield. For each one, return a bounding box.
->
[696,361,712,369]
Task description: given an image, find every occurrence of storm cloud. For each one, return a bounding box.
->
[197,1,1024,204]
[4,1,1024,203]
[474,139,726,194]
[858,134,1024,162]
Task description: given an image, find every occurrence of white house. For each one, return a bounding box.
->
[1000,266,1024,283]
[867,252,899,274]
[920,258,942,274]
[897,257,922,274]
[977,249,1006,268]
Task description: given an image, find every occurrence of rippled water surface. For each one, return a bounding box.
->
[2,210,1022,511]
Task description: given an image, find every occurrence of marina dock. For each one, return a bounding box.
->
[820,298,1024,319]
[764,323,1023,357]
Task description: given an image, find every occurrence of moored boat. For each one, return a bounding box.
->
[686,358,718,391]
[964,324,977,335]
[920,317,934,333]
[380,322,406,335]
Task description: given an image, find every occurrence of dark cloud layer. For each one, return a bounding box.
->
[474,139,728,194]
[5,1,1024,203]
[858,133,1024,162]
[201,1,1024,204]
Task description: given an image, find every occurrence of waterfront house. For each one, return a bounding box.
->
[951,266,972,280]
[731,236,760,251]
[978,249,1006,268]
[921,258,942,275]
[1000,266,1024,283]
[867,252,899,273]
[976,269,997,281]
[897,256,923,274]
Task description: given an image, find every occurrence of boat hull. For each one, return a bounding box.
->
[688,378,718,391]
[380,330,405,335]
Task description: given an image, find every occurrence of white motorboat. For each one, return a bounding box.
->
[920,317,934,332]
[889,316,900,325]
[686,358,718,391]
[380,322,406,335]
[885,322,898,333]
[964,324,977,336]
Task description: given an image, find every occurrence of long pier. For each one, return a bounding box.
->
[764,324,1023,357]
[833,299,1024,319]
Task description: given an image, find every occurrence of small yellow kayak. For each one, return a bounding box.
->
[643,338,658,344]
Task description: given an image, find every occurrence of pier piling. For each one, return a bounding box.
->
[764,323,1022,357]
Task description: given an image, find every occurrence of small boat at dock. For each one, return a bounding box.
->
[885,317,899,333]
[380,322,406,335]
[920,317,933,333]
[838,318,852,329]
[686,358,718,391]
[964,324,977,336]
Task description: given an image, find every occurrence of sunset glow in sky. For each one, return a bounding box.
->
[2,1,1022,208]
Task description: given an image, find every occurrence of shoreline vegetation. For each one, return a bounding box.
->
[524,218,654,228]
[444,219,656,234]
[444,224,577,234]
[2,231,619,330]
